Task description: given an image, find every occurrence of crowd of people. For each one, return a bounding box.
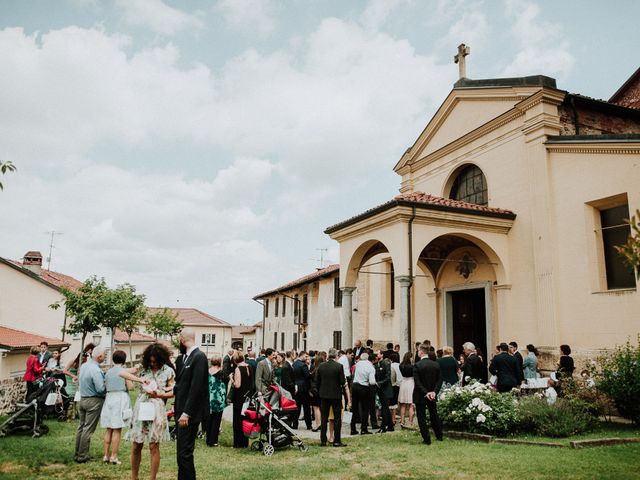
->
[21,336,577,479]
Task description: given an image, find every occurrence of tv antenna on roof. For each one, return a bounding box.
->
[310,248,328,270]
[44,231,63,271]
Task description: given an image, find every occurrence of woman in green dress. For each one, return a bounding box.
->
[205,356,226,446]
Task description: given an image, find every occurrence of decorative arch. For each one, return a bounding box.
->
[344,239,393,287]
[442,163,488,206]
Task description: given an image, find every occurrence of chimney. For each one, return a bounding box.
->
[23,251,43,275]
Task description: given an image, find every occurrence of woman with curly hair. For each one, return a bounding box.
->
[127,343,175,480]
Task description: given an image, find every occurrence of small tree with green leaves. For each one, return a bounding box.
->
[615,208,640,280]
[102,283,146,364]
[146,308,183,343]
[0,161,16,190]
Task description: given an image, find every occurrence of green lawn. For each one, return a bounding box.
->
[0,418,639,480]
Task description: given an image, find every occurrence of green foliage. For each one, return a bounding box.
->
[0,160,16,190]
[146,307,183,340]
[597,335,640,425]
[518,396,598,437]
[438,382,520,436]
[615,209,640,279]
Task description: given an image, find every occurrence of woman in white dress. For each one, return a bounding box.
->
[100,350,147,465]
[397,352,415,428]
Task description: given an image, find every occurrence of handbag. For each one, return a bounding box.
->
[73,391,81,402]
[45,392,58,406]
[138,401,156,421]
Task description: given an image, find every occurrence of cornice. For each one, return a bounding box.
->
[546,143,640,154]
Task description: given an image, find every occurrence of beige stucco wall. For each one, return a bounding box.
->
[0,352,30,379]
[189,325,233,358]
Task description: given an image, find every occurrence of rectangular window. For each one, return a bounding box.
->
[293,332,298,350]
[275,297,279,317]
[281,332,285,350]
[302,293,308,324]
[333,277,342,307]
[294,294,299,322]
[273,332,278,349]
[390,264,395,310]
[201,334,216,346]
[332,331,342,350]
[265,298,269,318]
[601,204,636,289]
[282,296,286,317]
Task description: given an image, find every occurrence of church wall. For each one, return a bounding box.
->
[547,150,640,350]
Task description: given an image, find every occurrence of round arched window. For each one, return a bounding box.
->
[449,165,488,206]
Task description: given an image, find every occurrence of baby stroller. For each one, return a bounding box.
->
[243,383,307,456]
[39,375,70,421]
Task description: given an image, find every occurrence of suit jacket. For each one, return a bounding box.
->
[281,360,295,394]
[38,351,52,366]
[514,351,524,371]
[374,358,393,399]
[246,358,258,372]
[174,348,209,423]
[462,353,484,385]
[489,352,523,388]
[353,346,365,358]
[255,358,274,395]
[222,354,234,382]
[413,357,442,404]
[292,359,311,393]
[313,359,345,400]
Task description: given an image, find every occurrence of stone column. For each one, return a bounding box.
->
[341,287,356,348]
[396,275,412,353]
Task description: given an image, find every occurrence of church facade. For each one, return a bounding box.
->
[326,71,640,363]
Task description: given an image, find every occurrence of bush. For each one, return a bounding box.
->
[438,382,520,436]
[597,335,640,425]
[518,396,598,437]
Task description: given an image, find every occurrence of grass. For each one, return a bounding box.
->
[0,416,639,480]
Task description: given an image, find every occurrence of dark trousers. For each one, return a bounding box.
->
[497,383,516,393]
[232,400,248,448]
[378,390,391,430]
[294,390,312,429]
[320,397,342,445]
[176,420,198,480]
[350,383,372,433]
[415,400,442,443]
[25,381,39,401]
[369,387,379,428]
[205,411,223,446]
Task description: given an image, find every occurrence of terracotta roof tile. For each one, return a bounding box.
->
[394,192,515,215]
[0,326,69,351]
[3,258,83,290]
[253,264,339,299]
[113,329,156,343]
[146,307,231,328]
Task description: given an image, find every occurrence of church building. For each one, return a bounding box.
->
[325,54,640,363]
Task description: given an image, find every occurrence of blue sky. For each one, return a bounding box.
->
[0,0,638,325]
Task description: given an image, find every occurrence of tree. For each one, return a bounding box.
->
[102,283,146,364]
[0,161,16,190]
[50,276,109,355]
[146,308,183,342]
[615,209,640,280]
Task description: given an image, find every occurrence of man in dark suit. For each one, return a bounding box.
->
[353,340,365,359]
[462,342,484,385]
[313,348,347,447]
[174,328,209,480]
[292,351,312,429]
[413,343,443,445]
[281,350,295,394]
[509,341,524,377]
[222,349,235,387]
[490,343,523,393]
[374,350,394,432]
[38,341,52,366]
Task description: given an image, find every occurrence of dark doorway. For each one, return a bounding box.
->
[451,288,487,360]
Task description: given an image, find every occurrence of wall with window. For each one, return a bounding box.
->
[189,325,233,358]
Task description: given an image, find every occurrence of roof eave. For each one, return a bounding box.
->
[0,257,62,292]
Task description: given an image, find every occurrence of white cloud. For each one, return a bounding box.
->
[216,0,276,37]
[501,0,574,78]
[360,0,406,30]
[115,0,203,36]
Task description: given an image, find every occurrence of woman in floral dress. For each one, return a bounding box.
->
[126,343,175,480]
[205,356,226,447]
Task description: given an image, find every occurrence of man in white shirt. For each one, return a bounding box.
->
[338,349,353,416]
[350,352,376,435]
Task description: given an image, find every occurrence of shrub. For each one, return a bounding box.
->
[438,382,520,436]
[518,396,598,437]
[597,335,640,425]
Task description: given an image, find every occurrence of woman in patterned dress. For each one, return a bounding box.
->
[205,356,226,447]
[126,343,175,480]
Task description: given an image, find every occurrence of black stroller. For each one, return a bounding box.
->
[0,376,68,438]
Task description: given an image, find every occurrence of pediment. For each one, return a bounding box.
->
[394,84,544,173]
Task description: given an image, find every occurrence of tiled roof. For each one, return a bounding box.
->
[113,329,156,343]
[253,264,340,299]
[325,191,515,234]
[0,326,69,351]
[1,258,83,290]
[146,307,232,328]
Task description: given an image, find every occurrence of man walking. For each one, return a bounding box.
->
[490,343,523,393]
[174,328,209,480]
[74,346,106,463]
[413,343,443,445]
[350,352,376,435]
[292,351,312,429]
[314,348,347,447]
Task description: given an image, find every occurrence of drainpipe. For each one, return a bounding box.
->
[407,206,416,352]
[252,298,265,350]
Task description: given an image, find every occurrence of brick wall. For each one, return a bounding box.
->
[558,104,640,135]
[0,377,27,415]
[611,75,640,109]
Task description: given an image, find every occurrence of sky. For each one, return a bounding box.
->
[0,0,638,326]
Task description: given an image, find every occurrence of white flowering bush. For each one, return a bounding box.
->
[438,381,520,435]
